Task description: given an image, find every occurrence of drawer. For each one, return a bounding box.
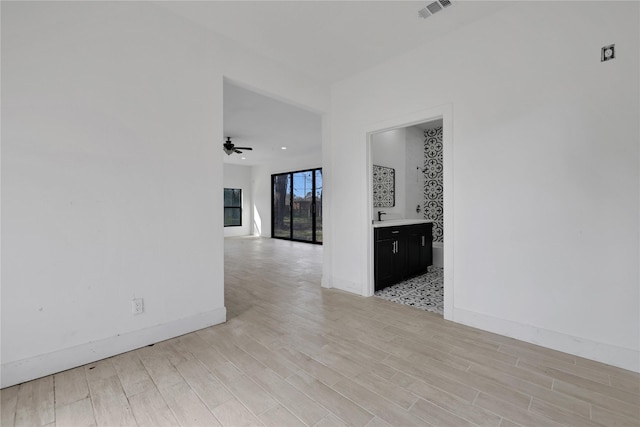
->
[405,223,432,235]
[375,226,404,240]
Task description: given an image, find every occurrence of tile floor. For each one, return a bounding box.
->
[374,267,444,315]
[3,239,639,427]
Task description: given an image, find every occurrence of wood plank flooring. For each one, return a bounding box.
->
[2,236,639,426]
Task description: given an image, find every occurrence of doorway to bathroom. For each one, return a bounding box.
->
[371,120,444,315]
[366,104,452,319]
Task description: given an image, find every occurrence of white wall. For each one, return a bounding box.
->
[370,125,435,222]
[370,126,430,222]
[327,2,639,371]
[371,128,406,220]
[223,164,253,237]
[1,2,328,387]
[405,126,424,220]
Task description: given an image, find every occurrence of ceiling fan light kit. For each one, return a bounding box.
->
[223,136,253,155]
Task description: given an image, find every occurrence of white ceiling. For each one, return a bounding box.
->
[155,1,510,166]
[158,1,509,85]
[223,80,322,166]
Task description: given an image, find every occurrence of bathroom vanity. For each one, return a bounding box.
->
[373,220,433,291]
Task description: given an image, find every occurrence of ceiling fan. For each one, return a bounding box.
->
[223,137,253,155]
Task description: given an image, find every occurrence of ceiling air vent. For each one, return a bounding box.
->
[419,0,452,19]
[418,7,431,19]
[427,1,443,14]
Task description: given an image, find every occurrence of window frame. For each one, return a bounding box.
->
[224,188,243,227]
[271,168,322,244]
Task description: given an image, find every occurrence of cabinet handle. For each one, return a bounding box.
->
[393,241,397,254]
[391,231,400,234]
[422,236,425,246]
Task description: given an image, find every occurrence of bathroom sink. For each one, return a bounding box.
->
[372,219,432,228]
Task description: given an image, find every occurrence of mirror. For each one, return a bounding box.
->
[373,164,395,207]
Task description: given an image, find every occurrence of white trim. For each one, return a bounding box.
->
[321,275,333,289]
[432,241,444,268]
[441,107,454,320]
[0,307,227,388]
[363,104,453,320]
[331,276,362,295]
[454,308,640,373]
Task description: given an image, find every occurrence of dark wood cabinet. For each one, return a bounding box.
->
[405,224,433,277]
[374,222,432,292]
[374,238,399,288]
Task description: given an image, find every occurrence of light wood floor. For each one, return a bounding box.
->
[2,237,639,426]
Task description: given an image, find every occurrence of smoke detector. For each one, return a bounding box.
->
[419,0,452,19]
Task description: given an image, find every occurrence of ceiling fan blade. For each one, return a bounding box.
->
[222,137,252,155]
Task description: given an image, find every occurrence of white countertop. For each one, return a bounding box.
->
[372,219,433,228]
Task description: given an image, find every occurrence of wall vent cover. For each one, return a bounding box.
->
[419,0,452,19]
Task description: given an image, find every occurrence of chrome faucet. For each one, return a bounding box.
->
[378,211,387,221]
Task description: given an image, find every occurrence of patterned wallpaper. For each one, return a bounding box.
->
[423,126,443,242]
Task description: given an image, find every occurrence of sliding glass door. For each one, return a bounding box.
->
[314,169,323,242]
[272,168,322,244]
[272,174,292,239]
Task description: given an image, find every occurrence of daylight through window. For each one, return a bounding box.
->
[271,168,322,244]
[224,188,242,227]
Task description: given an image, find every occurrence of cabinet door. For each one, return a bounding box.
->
[375,238,393,291]
[406,224,433,276]
[374,238,403,291]
[419,226,433,270]
[405,232,423,277]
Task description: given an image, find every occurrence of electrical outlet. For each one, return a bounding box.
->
[132,298,144,315]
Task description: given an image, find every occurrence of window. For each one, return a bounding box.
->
[224,188,242,227]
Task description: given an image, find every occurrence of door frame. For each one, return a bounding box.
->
[365,104,453,320]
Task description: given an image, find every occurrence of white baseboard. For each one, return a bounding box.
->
[453,308,640,373]
[432,242,444,268]
[330,276,363,295]
[1,307,226,388]
[321,275,332,289]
